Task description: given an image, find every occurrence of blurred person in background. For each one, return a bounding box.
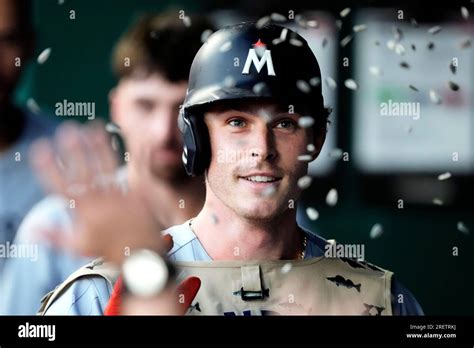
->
[0,0,57,275]
[0,11,211,315]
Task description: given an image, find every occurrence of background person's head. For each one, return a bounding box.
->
[0,0,34,107]
[109,12,213,182]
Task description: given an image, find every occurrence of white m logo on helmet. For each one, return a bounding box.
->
[242,47,276,76]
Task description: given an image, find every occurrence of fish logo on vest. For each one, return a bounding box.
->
[242,39,276,76]
[326,275,362,292]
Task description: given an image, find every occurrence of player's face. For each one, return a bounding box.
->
[0,0,29,104]
[204,101,316,221]
[111,73,187,181]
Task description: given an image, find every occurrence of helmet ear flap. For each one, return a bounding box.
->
[180,108,210,177]
[177,106,186,133]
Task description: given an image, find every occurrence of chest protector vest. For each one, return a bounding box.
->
[38,257,393,316]
[176,257,392,315]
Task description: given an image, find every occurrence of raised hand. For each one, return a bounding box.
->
[30,121,166,263]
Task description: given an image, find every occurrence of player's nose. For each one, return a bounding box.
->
[250,121,278,162]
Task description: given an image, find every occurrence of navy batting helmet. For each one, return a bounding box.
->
[179,22,330,177]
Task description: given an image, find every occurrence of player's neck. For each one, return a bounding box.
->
[127,165,204,227]
[192,190,302,261]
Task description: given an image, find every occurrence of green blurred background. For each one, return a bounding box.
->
[18,0,474,315]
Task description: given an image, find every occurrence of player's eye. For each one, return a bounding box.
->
[228,118,247,128]
[135,99,155,113]
[275,119,297,130]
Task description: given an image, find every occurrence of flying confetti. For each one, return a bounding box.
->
[182,16,191,27]
[252,82,268,95]
[325,77,337,90]
[37,48,52,65]
[26,98,41,114]
[261,185,277,197]
[429,90,442,105]
[281,263,293,274]
[219,41,232,52]
[438,172,452,181]
[395,43,406,56]
[270,13,286,22]
[340,35,353,47]
[306,207,319,221]
[449,60,457,74]
[386,40,396,50]
[340,8,351,18]
[344,79,358,90]
[297,176,312,189]
[370,224,383,239]
[296,80,311,94]
[428,25,442,35]
[457,221,469,235]
[200,29,213,43]
[223,76,236,88]
[309,77,320,86]
[256,16,270,29]
[326,188,338,206]
[289,38,303,47]
[400,61,410,69]
[328,148,343,159]
[298,116,314,128]
[298,155,313,162]
[369,66,382,76]
[353,24,367,33]
[448,81,460,91]
[392,26,403,41]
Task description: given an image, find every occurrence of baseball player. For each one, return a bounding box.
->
[37,22,423,316]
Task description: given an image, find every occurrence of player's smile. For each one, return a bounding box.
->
[238,172,283,194]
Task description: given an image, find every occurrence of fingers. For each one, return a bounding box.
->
[176,276,201,314]
[30,138,69,195]
[31,121,119,198]
[87,121,119,177]
[56,122,94,186]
